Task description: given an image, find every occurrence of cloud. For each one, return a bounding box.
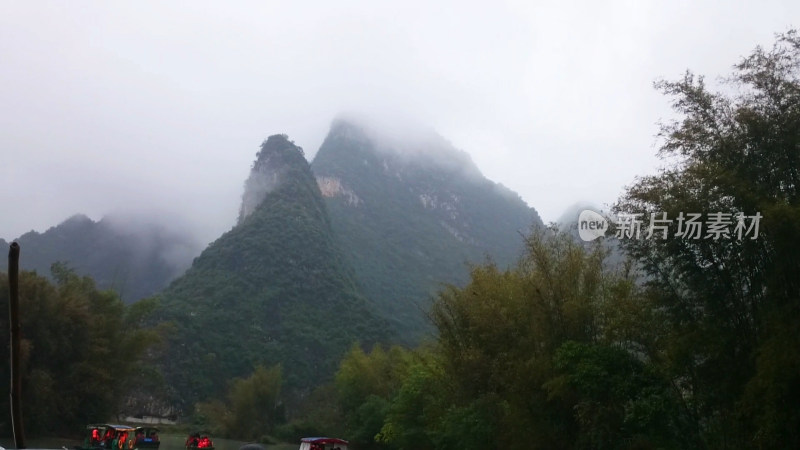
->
[0,0,797,244]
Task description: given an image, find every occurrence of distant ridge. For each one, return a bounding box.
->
[0,213,197,302]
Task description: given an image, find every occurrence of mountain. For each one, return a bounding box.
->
[311,118,543,341]
[0,214,198,302]
[155,134,390,409]
[1,119,545,412]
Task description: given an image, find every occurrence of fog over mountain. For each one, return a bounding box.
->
[0,212,200,302]
[312,118,541,340]
[2,2,796,245]
[1,115,542,312]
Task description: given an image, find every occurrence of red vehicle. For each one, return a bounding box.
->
[185,432,214,450]
[298,437,349,450]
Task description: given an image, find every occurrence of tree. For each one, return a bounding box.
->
[545,341,690,449]
[426,229,621,449]
[375,229,686,449]
[377,350,443,450]
[334,344,411,449]
[615,29,800,447]
[0,264,161,435]
[195,364,284,441]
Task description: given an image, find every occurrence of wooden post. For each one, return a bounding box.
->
[8,242,25,449]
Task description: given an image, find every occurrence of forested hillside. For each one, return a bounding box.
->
[312,119,542,341]
[154,134,390,411]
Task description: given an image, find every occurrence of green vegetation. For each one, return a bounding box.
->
[0,264,162,436]
[283,30,800,449]
[614,29,800,447]
[195,365,284,440]
[155,135,391,412]
[2,30,797,450]
[302,230,687,450]
[312,121,542,342]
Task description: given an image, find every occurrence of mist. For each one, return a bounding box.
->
[325,113,484,181]
[100,210,203,271]
[1,1,798,245]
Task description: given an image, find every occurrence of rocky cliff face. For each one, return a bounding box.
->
[238,134,305,223]
[312,118,542,342]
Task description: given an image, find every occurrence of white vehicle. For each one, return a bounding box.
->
[298,437,348,450]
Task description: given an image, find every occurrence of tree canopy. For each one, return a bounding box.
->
[0,263,162,436]
[615,29,800,447]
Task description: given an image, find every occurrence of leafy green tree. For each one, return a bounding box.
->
[426,229,619,449]
[195,365,284,440]
[334,344,412,448]
[377,352,443,450]
[615,29,800,447]
[274,382,345,443]
[546,341,690,449]
[373,228,686,450]
[0,264,161,435]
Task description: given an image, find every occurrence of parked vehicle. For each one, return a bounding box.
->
[131,427,160,450]
[185,432,214,450]
[298,437,348,450]
[77,424,136,450]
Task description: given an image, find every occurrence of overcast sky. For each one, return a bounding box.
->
[1,1,797,245]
